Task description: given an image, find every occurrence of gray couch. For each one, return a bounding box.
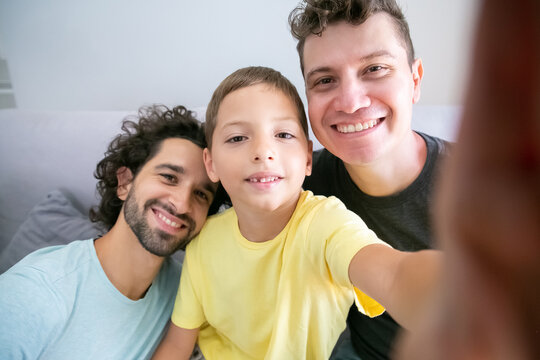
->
[0,105,461,273]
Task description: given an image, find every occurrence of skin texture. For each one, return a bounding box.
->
[204,83,313,243]
[303,13,426,196]
[121,138,216,256]
[95,138,216,301]
[395,0,540,358]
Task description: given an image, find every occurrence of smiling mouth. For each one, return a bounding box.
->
[247,176,281,183]
[157,212,185,229]
[334,118,383,134]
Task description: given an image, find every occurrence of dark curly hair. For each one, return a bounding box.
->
[289,0,415,74]
[89,104,222,230]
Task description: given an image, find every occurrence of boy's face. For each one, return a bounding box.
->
[302,13,423,166]
[204,83,312,214]
[120,138,217,256]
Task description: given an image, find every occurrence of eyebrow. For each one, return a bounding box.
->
[221,116,299,129]
[305,50,396,81]
[155,163,185,174]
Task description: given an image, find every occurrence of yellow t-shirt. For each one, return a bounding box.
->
[171,191,386,359]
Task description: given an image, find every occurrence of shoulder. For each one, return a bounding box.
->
[0,240,95,317]
[0,243,89,356]
[295,191,359,229]
[3,240,93,282]
[417,131,452,158]
[197,207,236,239]
[300,191,346,210]
[185,208,237,254]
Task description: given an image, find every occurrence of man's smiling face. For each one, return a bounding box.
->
[303,13,423,166]
[122,138,217,256]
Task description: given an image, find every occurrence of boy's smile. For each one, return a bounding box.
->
[204,83,312,216]
[245,171,284,191]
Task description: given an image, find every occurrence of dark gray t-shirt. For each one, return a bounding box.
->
[303,132,449,359]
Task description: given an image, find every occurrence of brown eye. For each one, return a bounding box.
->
[195,190,209,202]
[367,65,383,73]
[226,135,246,143]
[276,132,293,139]
[316,77,333,86]
[160,174,177,183]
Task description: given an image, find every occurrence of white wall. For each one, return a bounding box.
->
[0,0,478,111]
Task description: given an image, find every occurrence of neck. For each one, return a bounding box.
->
[233,191,301,243]
[345,132,427,196]
[94,217,165,300]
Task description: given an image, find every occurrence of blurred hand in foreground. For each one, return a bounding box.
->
[395,0,540,358]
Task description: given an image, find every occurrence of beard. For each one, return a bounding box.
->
[123,189,196,257]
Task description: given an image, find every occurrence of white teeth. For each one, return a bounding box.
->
[157,212,181,228]
[337,118,380,133]
[249,176,278,183]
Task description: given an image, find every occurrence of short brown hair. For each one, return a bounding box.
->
[205,66,309,149]
[289,0,415,74]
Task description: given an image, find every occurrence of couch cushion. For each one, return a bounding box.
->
[0,189,103,273]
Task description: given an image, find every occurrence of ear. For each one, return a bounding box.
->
[203,148,220,182]
[411,58,424,104]
[116,166,134,201]
[305,140,313,176]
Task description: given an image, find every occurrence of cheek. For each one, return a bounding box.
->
[390,75,416,103]
[308,104,326,133]
[193,205,209,229]
[307,93,327,119]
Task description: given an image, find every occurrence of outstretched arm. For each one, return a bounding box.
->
[152,323,198,360]
[348,244,442,330]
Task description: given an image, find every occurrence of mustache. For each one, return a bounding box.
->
[144,198,196,231]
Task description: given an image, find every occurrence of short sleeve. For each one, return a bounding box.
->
[170,250,206,329]
[0,268,64,358]
[307,197,387,317]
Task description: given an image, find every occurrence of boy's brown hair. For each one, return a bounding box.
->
[205,66,309,149]
[288,0,415,74]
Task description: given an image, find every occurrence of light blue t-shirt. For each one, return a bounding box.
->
[0,239,181,359]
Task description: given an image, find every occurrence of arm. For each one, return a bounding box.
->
[348,244,442,330]
[152,323,199,360]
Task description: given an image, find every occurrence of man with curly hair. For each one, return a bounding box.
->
[288,0,450,358]
[0,105,219,359]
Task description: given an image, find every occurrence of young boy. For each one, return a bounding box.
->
[153,67,440,360]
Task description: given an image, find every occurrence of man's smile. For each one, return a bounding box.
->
[334,117,384,134]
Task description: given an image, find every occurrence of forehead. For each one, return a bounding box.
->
[216,84,301,128]
[142,138,205,172]
[303,13,407,74]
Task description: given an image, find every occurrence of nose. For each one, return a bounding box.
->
[168,186,192,215]
[252,136,275,162]
[334,77,371,114]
